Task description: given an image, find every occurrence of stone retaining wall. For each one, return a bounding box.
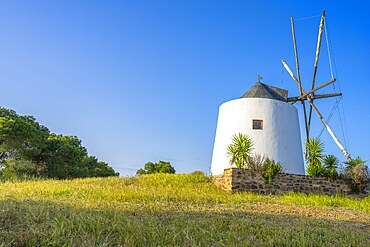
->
[213,168,370,197]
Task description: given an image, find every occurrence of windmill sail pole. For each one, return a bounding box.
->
[311,11,326,89]
[308,10,326,134]
[291,16,309,141]
[282,60,298,82]
[282,60,352,161]
[306,97,352,161]
[288,93,342,102]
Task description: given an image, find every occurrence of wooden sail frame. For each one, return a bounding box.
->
[282,10,352,161]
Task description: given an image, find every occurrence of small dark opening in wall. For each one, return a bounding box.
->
[253,119,263,130]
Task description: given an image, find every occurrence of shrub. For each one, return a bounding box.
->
[261,158,282,184]
[245,154,266,172]
[343,157,369,193]
[226,133,254,169]
[0,159,42,181]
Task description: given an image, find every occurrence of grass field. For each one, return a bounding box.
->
[0,173,369,246]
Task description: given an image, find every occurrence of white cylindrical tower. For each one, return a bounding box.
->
[211,82,305,175]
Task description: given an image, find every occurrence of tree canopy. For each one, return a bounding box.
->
[136,161,176,175]
[0,108,49,163]
[0,107,118,180]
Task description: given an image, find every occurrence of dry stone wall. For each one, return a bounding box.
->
[213,168,369,197]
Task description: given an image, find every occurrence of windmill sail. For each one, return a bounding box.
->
[282,10,352,162]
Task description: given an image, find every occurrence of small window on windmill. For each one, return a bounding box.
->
[253,119,263,130]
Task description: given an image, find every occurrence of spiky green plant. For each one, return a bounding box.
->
[226,133,254,169]
[305,137,325,177]
[323,155,339,180]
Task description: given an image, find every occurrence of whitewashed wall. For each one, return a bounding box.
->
[211,98,305,175]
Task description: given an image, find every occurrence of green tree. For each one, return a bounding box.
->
[82,156,118,177]
[305,137,325,176]
[0,107,118,180]
[0,108,49,164]
[226,133,254,169]
[41,134,118,179]
[41,134,89,179]
[136,161,176,175]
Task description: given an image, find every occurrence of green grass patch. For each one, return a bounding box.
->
[0,173,369,246]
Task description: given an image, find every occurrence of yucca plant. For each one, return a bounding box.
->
[305,137,325,177]
[323,155,339,180]
[226,133,254,169]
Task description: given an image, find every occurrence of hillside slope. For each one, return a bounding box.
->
[0,173,369,246]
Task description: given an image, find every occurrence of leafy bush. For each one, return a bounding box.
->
[261,158,282,184]
[136,161,176,175]
[343,157,369,193]
[0,159,41,181]
[226,133,253,168]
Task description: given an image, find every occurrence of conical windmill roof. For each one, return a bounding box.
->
[240,82,288,102]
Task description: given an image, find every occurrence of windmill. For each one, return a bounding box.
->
[282,10,352,161]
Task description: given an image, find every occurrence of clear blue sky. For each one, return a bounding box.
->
[0,1,369,175]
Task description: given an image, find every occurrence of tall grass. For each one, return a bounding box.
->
[0,173,369,246]
[1,173,368,212]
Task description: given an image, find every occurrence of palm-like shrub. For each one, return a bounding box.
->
[305,137,325,176]
[344,156,369,193]
[323,155,339,180]
[226,133,253,169]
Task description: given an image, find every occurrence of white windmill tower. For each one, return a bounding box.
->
[211,10,351,176]
[211,75,305,175]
